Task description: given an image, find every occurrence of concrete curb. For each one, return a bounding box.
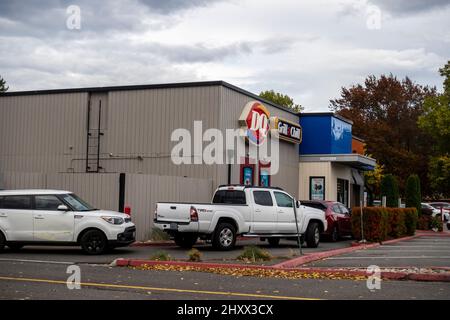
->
[273,235,419,268]
[115,259,450,282]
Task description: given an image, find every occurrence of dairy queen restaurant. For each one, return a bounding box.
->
[0,81,376,241]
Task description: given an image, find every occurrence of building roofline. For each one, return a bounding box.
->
[0,80,299,116]
[299,112,353,125]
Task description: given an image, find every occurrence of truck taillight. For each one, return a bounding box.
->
[190,206,198,222]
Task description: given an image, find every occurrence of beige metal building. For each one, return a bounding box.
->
[0,81,300,240]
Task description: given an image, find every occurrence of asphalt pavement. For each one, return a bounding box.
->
[1,259,450,300]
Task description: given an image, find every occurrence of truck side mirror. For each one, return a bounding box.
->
[296,200,301,208]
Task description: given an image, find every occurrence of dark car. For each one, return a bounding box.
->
[429,202,450,221]
[301,200,352,241]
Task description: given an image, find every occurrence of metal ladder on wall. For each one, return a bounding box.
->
[86,99,103,173]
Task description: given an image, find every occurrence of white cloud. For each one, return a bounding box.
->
[0,0,448,111]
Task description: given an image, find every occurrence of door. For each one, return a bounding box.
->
[338,204,352,234]
[33,195,75,242]
[273,191,297,233]
[251,190,277,233]
[0,195,34,241]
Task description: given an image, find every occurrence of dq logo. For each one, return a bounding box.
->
[239,101,270,145]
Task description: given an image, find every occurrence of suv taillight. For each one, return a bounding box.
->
[190,206,198,222]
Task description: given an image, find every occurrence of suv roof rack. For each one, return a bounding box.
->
[217,184,284,191]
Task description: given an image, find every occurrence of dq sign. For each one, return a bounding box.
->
[239,101,271,145]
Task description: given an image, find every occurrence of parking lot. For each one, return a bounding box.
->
[0,238,353,265]
[304,235,450,268]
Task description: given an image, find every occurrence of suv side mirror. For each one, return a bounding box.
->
[296,200,301,208]
[57,204,69,211]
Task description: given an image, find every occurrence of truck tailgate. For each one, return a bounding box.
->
[156,203,192,223]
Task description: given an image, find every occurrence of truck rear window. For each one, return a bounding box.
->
[212,190,246,204]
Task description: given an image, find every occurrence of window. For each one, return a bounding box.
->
[0,195,32,210]
[212,190,246,205]
[332,204,341,214]
[35,195,64,210]
[337,179,349,207]
[274,192,293,208]
[253,191,273,206]
[339,205,350,215]
[60,193,96,211]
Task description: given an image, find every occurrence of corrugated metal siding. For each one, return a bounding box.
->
[125,174,213,241]
[0,93,88,173]
[218,87,300,197]
[0,172,47,189]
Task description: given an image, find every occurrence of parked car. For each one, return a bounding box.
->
[301,200,352,241]
[0,189,136,254]
[428,202,450,221]
[154,185,327,250]
[421,203,441,217]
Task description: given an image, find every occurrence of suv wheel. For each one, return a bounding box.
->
[80,230,107,255]
[212,223,236,251]
[305,222,320,248]
[268,237,280,247]
[174,233,198,249]
[0,232,5,252]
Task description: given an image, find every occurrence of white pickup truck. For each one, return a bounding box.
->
[154,185,327,250]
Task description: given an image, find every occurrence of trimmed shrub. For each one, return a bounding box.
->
[381,174,399,207]
[417,215,432,230]
[237,246,272,262]
[150,251,172,261]
[386,208,406,238]
[150,227,170,241]
[404,208,418,236]
[187,248,202,262]
[405,174,421,216]
[351,207,388,242]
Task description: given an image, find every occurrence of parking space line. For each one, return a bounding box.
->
[0,258,74,265]
[0,276,320,300]
[327,256,450,260]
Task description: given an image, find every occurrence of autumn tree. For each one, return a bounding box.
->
[259,90,303,113]
[0,76,8,92]
[330,74,436,195]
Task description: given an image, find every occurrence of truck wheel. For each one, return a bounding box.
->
[0,232,5,252]
[212,223,236,251]
[174,233,198,249]
[268,238,280,247]
[305,222,320,248]
[80,230,107,255]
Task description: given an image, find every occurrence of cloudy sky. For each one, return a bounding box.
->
[0,0,449,111]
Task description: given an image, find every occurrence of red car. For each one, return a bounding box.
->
[301,200,352,241]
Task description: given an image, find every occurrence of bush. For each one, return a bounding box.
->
[150,227,170,241]
[150,251,171,261]
[417,215,444,231]
[386,208,406,238]
[405,174,421,216]
[187,248,202,262]
[380,174,399,207]
[351,207,388,242]
[237,246,272,262]
[404,208,418,236]
[352,207,417,242]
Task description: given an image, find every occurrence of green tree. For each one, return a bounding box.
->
[259,90,303,113]
[0,76,8,92]
[381,174,399,207]
[418,61,450,155]
[405,174,421,216]
[428,156,450,198]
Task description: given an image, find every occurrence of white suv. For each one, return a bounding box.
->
[0,189,136,254]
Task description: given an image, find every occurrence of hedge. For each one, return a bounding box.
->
[417,215,444,231]
[351,207,418,242]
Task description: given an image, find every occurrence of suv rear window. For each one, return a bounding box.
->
[213,190,246,204]
[0,195,32,210]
